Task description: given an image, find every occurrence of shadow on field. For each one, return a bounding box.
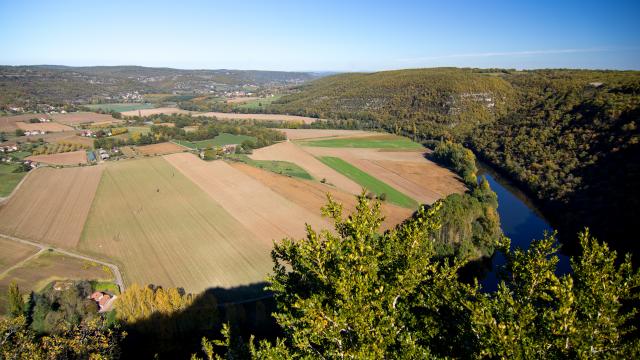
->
[121,282,281,359]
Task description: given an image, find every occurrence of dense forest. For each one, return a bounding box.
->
[266,68,640,257]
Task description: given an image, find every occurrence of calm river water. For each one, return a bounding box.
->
[478,165,571,291]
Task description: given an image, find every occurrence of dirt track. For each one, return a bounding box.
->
[120,107,194,117]
[250,141,362,194]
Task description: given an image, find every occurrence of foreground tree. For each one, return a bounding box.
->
[0,316,124,359]
[195,194,639,359]
[6,282,25,318]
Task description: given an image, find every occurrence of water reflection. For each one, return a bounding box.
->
[478,166,571,291]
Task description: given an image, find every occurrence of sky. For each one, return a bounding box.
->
[1,0,639,72]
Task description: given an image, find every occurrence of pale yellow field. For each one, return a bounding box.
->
[79,157,274,292]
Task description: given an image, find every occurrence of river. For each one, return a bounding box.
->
[478,165,571,291]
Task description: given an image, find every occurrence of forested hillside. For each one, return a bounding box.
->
[269,68,640,256]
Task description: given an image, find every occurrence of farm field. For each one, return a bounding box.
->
[16,122,74,132]
[173,133,256,149]
[0,114,49,131]
[231,163,412,231]
[50,112,120,126]
[135,142,187,155]
[318,156,418,208]
[26,150,88,165]
[0,166,104,248]
[79,157,273,291]
[164,153,330,242]
[120,107,194,117]
[0,251,114,313]
[228,154,313,180]
[55,135,94,148]
[198,111,319,124]
[0,164,27,197]
[280,128,374,140]
[120,146,136,157]
[298,134,424,149]
[303,147,466,204]
[226,96,260,104]
[85,103,157,113]
[235,95,282,109]
[0,236,39,274]
[250,141,362,194]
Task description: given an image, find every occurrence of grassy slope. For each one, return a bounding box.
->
[299,135,424,149]
[174,133,256,149]
[0,164,26,197]
[318,156,417,208]
[228,154,313,180]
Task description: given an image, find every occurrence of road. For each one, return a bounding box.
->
[0,233,125,292]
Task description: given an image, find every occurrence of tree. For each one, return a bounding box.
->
[196,196,639,359]
[7,282,25,318]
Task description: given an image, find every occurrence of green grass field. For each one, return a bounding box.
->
[228,154,313,180]
[0,164,27,197]
[85,103,157,112]
[235,95,283,110]
[318,156,418,208]
[299,135,424,150]
[173,133,256,149]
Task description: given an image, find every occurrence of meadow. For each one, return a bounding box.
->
[227,154,313,180]
[318,156,418,208]
[235,95,283,110]
[0,164,27,197]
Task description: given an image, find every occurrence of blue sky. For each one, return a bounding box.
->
[1,0,638,71]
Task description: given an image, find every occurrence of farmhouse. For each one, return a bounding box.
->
[89,291,117,312]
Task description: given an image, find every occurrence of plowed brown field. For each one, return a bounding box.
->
[231,162,412,231]
[135,142,187,155]
[0,114,50,131]
[0,236,39,273]
[51,112,120,125]
[16,122,74,132]
[165,153,331,242]
[26,150,88,165]
[0,166,104,248]
[280,129,374,140]
[301,147,465,204]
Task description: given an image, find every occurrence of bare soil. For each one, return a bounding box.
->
[0,166,104,248]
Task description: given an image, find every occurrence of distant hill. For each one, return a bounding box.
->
[270,68,640,257]
[0,65,319,106]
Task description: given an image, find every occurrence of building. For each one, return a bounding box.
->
[89,291,117,312]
